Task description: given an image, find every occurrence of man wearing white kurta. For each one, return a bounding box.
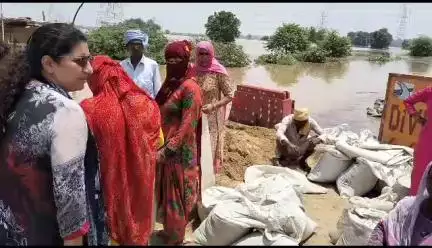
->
[120,29,161,98]
[275,108,323,170]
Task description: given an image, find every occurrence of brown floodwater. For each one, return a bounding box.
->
[74,40,432,137]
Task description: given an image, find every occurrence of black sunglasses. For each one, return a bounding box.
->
[59,55,94,68]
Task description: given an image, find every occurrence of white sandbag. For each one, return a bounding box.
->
[348,185,398,212]
[198,186,243,221]
[193,200,265,246]
[356,157,412,187]
[233,232,266,246]
[318,124,357,145]
[392,175,411,201]
[237,175,304,208]
[233,231,298,246]
[307,145,353,183]
[358,143,414,156]
[336,161,378,197]
[244,165,328,194]
[336,207,388,246]
[336,141,411,165]
[200,114,216,191]
[243,198,317,243]
[357,129,380,146]
[348,196,394,212]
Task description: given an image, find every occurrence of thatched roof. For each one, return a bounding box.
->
[3,17,42,27]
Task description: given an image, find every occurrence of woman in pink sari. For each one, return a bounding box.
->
[191,41,234,174]
[404,87,432,195]
[368,162,432,246]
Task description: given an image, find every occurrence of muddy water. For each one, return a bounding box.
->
[74,36,432,136]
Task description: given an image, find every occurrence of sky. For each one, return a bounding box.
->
[2,2,431,39]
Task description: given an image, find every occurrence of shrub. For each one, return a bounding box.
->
[255,53,297,65]
[321,31,352,58]
[88,18,168,64]
[296,47,328,63]
[409,36,432,57]
[212,42,251,67]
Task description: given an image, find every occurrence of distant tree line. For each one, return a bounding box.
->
[347,28,393,49]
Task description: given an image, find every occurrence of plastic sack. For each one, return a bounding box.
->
[307,145,353,183]
[336,161,378,198]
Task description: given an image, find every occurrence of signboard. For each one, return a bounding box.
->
[379,73,431,147]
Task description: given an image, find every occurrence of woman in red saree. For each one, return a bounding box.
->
[80,55,161,245]
[155,40,203,245]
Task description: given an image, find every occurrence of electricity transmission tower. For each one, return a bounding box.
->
[396,4,408,40]
[318,10,327,30]
[96,3,124,26]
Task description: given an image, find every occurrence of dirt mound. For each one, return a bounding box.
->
[222,121,276,182]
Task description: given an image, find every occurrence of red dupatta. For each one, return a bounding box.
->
[80,55,161,245]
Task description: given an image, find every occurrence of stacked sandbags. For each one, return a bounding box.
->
[335,187,398,246]
[194,165,325,246]
[334,140,412,198]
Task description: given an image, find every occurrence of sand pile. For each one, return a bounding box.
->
[221,121,277,183]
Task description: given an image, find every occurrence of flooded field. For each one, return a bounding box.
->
[76,38,432,135]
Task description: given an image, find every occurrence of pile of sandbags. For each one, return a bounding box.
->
[194,165,328,246]
[334,186,402,246]
[306,124,413,198]
[366,98,385,118]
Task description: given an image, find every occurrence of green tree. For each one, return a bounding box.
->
[402,39,411,50]
[205,11,241,43]
[87,18,168,64]
[212,42,251,67]
[370,28,393,49]
[321,30,352,57]
[266,23,310,54]
[261,35,270,41]
[409,36,432,57]
[347,31,371,47]
[297,46,328,63]
[306,27,328,44]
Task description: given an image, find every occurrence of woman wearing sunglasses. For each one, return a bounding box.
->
[154,40,202,245]
[0,23,107,245]
[191,41,234,174]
